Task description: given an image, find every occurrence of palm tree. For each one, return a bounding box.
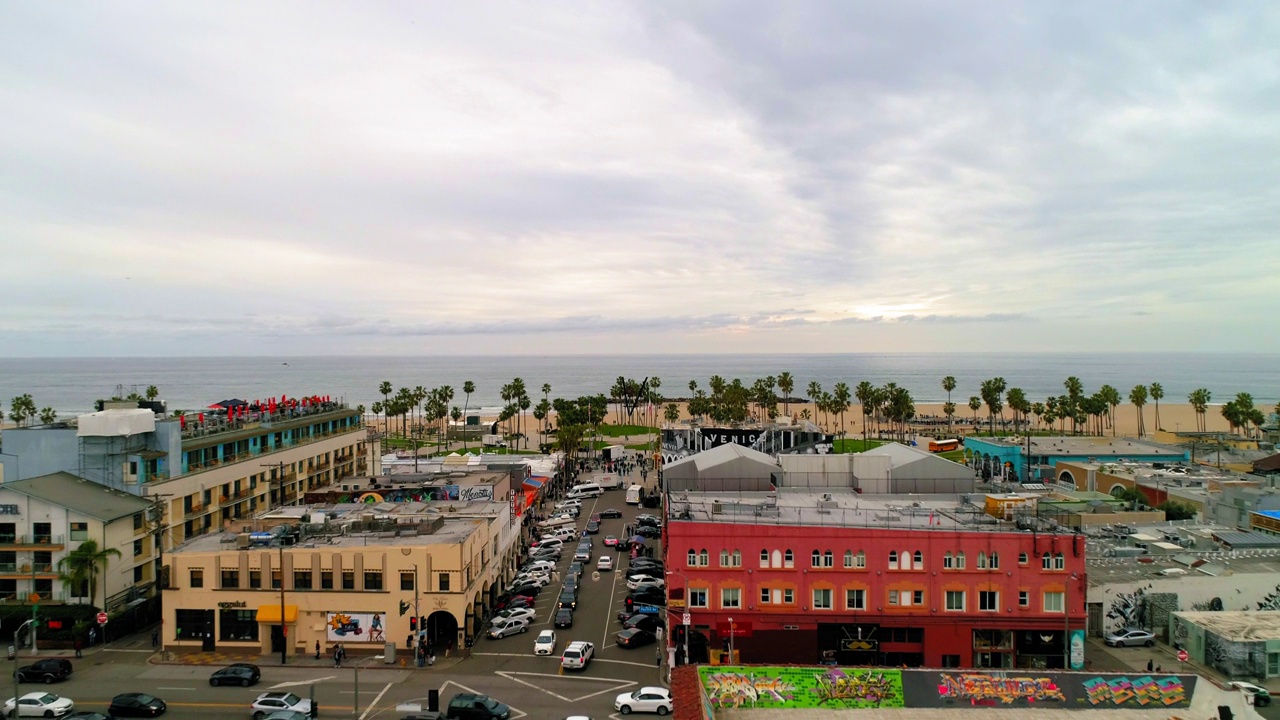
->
[9,394,36,427]
[144,385,160,401]
[980,378,1005,435]
[1098,385,1121,436]
[777,372,794,417]
[942,402,956,429]
[968,396,981,424]
[941,376,957,431]
[1006,388,1028,433]
[832,382,851,439]
[38,407,57,425]
[1128,385,1148,437]
[1030,402,1045,431]
[378,381,392,420]
[664,403,680,424]
[1189,388,1212,432]
[806,381,822,425]
[57,539,121,608]
[1064,377,1085,434]
[1149,383,1164,431]
[460,381,476,450]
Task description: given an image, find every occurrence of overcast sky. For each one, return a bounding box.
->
[1,2,1277,356]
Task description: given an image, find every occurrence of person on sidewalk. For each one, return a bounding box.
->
[1147,658,1153,672]
[152,628,159,648]
[314,640,321,660]
[74,638,83,659]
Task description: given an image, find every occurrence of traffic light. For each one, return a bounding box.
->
[625,597,633,611]
[399,600,410,616]
[409,616,417,631]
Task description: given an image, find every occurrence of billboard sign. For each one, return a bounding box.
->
[326,612,387,643]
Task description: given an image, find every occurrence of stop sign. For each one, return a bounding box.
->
[1177,649,1188,662]
[96,612,108,625]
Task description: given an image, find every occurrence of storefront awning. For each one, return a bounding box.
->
[256,604,298,623]
[523,477,545,489]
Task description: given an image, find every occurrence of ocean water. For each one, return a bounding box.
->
[0,353,1276,417]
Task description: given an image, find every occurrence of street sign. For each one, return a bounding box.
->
[682,613,691,626]
[97,612,108,624]
[1177,649,1188,662]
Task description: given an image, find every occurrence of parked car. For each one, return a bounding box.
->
[511,574,551,589]
[4,692,75,718]
[488,618,531,639]
[554,608,574,628]
[627,576,664,590]
[533,630,557,656]
[505,583,543,598]
[1229,681,1271,707]
[523,560,556,575]
[629,559,663,571]
[446,693,511,720]
[616,628,657,649]
[560,641,594,671]
[634,526,661,540]
[634,514,661,527]
[108,693,167,718]
[597,556,614,572]
[496,596,533,611]
[1104,628,1156,647]
[251,693,312,720]
[599,508,623,519]
[259,713,310,720]
[614,687,672,715]
[492,607,536,624]
[14,658,73,684]
[63,714,112,720]
[210,663,260,687]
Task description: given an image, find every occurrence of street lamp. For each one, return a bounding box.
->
[727,617,734,663]
[352,654,385,719]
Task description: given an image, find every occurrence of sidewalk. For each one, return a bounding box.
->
[1088,636,1280,693]
[149,645,470,671]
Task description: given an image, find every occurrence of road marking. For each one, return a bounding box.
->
[494,670,637,703]
[592,658,656,668]
[157,687,195,691]
[359,682,392,720]
[269,676,336,689]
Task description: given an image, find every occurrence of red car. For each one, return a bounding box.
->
[603,535,619,547]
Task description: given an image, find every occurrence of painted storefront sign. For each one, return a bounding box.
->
[326,612,387,643]
[699,666,903,709]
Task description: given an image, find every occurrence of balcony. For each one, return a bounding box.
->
[0,562,57,578]
[0,535,65,549]
[184,504,207,519]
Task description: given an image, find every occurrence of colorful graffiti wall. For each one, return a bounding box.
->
[702,668,1196,711]
[699,666,904,709]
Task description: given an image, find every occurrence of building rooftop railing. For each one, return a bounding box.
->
[179,428,359,478]
[180,402,356,441]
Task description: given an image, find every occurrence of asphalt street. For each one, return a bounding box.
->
[5,483,664,720]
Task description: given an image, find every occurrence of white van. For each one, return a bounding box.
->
[625,484,643,505]
[567,483,603,499]
[598,475,623,490]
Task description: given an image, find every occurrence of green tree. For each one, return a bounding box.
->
[57,539,121,608]
[144,385,159,401]
[664,403,680,424]
[38,407,57,425]
[1006,387,1028,433]
[9,394,36,427]
[1157,501,1196,521]
[942,402,956,429]
[980,378,1006,435]
[460,381,476,451]
[1098,385,1121,436]
[1149,382,1164,431]
[532,400,549,449]
[832,382,852,439]
[855,381,875,443]
[806,381,822,428]
[968,396,981,424]
[1030,402,1045,431]
[1189,388,1212,432]
[1129,385,1148,437]
[378,381,392,420]
[1063,377,1085,434]
[942,376,957,431]
[777,372,794,417]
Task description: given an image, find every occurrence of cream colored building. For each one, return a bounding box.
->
[162,496,524,657]
[0,472,154,609]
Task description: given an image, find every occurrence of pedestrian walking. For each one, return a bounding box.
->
[151,627,159,647]
[315,640,321,660]
[88,627,97,646]
[74,638,83,659]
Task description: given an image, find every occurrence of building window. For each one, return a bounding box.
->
[943,552,954,569]
[342,571,355,590]
[363,571,383,591]
[783,588,793,603]
[946,590,966,611]
[293,570,312,590]
[133,514,144,531]
[720,550,741,568]
[900,550,911,570]
[783,549,794,568]
[33,579,51,595]
[977,552,987,569]
[1044,591,1065,613]
[689,588,708,608]
[271,569,281,590]
[811,550,821,568]
[955,552,966,569]
[69,523,88,541]
[219,609,259,642]
[133,565,143,583]
[760,587,770,604]
[979,591,999,611]
[942,654,961,668]
[846,589,865,610]
[813,588,832,609]
[400,571,415,591]
[688,549,697,567]
[822,551,834,568]
[1042,552,1052,570]
[913,590,924,605]
[699,549,709,567]
[1019,590,1029,606]
[220,570,239,589]
[1054,553,1065,570]
[321,571,333,589]
[437,573,450,592]
[888,591,898,605]
[189,569,204,588]
[913,550,923,569]
[721,588,740,609]
[249,570,261,589]
[760,549,769,568]
[174,609,213,640]
[888,550,898,566]
[1018,552,1028,565]
[990,552,1000,570]
[133,540,143,557]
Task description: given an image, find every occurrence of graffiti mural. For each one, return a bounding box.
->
[1106,588,1146,631]
[936,673,1066,705]
[1082,676,1187,706]
[698,666,903,709]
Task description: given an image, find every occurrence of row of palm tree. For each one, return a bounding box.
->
[6,394,57,427]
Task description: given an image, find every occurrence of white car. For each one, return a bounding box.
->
[597,555,614,572]
[488,617,531,639]
[251,692,313,720]
[4,693,74,718]
[1229,681,1272,706]
[556,500,582,510]
[1104,628,1156,647]
[492,606,537,624]
[523,560,556,575]
[561,640,594,670]
[627,576,664,590]
[533,629,557,656]
[512,574,551,589]
[614,687,672,715]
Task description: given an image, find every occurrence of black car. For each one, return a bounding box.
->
[629,561,663,574]
[554,608,574,628]
[623,614,662,633]
[585,520,600,534]
[109,693,167,717]
[210,663,260,687]
[626,592,665,609]
[598,508,623,519]
[563,575,579,593]
[558,588,577,610]
[506,583,542,598]
[14,658,72,684]
[446,693,510,720]
[616,628,657,648]
[634,526,662,540]
[567,562,584,578]
[634,514,661,527]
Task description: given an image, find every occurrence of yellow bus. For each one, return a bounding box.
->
[928,438,961,453]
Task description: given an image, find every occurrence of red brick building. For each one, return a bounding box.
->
[664,493,1086,670]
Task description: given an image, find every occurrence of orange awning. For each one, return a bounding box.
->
[255,604,298,623]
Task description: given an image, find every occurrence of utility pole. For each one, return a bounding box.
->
[145,493,172,650]
[278,543,288,665]
[262,461,291,511]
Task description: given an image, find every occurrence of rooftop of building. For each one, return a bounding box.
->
[169,497,506,554]
[969,436,1186,457]
[1173,610,1280,641]
[180,400,360,450]
[0,471,153,522]
[666,489,1074,534]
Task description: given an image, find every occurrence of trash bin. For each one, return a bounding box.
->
[383,642,396,663]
